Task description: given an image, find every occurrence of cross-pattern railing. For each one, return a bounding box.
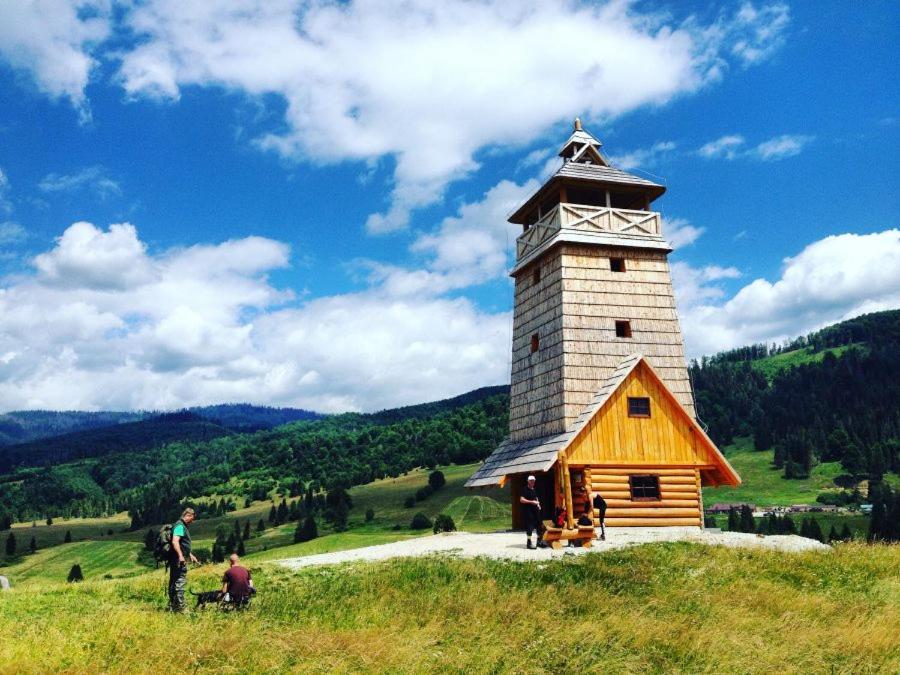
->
[516,203,662,260]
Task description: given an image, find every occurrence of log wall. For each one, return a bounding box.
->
[585,466,702,527]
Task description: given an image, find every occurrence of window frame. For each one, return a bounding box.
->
[627,396,651,418]
[628,474,661,502]
[530,333,539,353]
[615,320,632,338]
[532,267,541,285]
[610,257,626,273]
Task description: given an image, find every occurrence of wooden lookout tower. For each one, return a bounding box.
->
[466,119,740,529]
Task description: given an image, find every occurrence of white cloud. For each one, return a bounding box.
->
[728,2,790,66]
[610,141,677,170]
[753,134,814,160]
[0,167,11,214]
[109,0,790,232]
[0,0,111,121]
[677,229,900,357]
[663,217,705,249]
[39,166,121,198]
[698,134,746,159]
[0,221,27,246]
[698,133,813,161]
[0,220,510,412]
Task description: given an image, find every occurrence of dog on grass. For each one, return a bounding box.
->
[189,589,223,609]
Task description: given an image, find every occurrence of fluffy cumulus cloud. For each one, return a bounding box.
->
[675,229,900,357]
[0,220,511,412]
[610,141,677,170]
[0,0,111,121]
[0,0,792,230]
[663,217,705,249]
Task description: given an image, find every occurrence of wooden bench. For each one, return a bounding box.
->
[541,521,594,549]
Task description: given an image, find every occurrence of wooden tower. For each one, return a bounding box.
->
[467,120,739,528]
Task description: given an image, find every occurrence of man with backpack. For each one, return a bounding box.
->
[168,508,198,612]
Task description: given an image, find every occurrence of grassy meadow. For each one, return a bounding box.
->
[0,542,897,673]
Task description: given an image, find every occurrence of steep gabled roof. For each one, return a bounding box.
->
[465,354,741,488]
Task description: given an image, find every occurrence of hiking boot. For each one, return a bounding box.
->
[526,539,535,550]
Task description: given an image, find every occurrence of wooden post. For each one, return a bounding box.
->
[561,454,575,529]
[696,469,704,529]
[605,190,611,208]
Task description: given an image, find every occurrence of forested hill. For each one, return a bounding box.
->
[691,310,900,480]
[0,412,233,473]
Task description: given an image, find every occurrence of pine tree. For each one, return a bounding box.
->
[236,537,246,556]
[781,515,796,534]
[276,500,288,524]
[29,536,37,552]
[244,497,252,509]
[800,517,811,539]
[67,563,83,583]
[226,533,237,553]
[144,528,157,551]
[256,519,265,533]
[333,501,349,532]
[295,515,318,542]
[809,518,825,543]
[46,516,53,526]
[727,507,739,531]
[828,525,840,543]
[5,532,14,556]
[739,505,755,533]
[0,513,11,531]
[64,530,72,543]
[242,521,251,540]
[365,508,375,522]
[211,542,225,563]
[839,523,853,541]
[268,504,277,523]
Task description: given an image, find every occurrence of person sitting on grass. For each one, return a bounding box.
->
[221,553,254,608]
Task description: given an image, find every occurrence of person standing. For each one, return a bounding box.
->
[520,475,542,550]
[592,492,607,541]
[169,507,199,612]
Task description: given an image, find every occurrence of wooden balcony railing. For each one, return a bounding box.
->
[516,203,662,260]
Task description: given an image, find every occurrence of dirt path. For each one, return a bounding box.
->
[277,527,829,570]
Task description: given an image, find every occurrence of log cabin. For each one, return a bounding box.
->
[465,120,740,529]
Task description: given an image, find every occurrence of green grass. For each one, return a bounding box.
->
[244,530,420,563]
[0,543,897,673]
[750,344,863,381]
[704,438,847,507]
[0,540,148,585]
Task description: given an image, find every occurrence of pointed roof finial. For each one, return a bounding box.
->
[574,117,582,131]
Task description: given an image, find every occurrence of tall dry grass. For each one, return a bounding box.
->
[0,542,897,674]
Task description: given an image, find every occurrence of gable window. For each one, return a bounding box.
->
[629,475,660,501]
[615,320,632,338]
[610,257,626,273]
[532,267,541,285]
[530,334,539,353]
[628,397,651,417]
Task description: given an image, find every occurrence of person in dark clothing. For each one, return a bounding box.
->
[168,508,199,612]
[592,492,607,541]
[520,475,542,550]
[577,503,594,527]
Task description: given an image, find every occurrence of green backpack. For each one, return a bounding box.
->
[153,524,175,567]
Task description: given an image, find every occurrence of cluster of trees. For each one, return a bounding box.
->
[692,311,900,480]
[724,508,856,544]
[868,483,900,542]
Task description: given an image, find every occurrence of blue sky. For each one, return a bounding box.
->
[0,1,897,412]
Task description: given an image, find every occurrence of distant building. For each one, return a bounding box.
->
[466,119,740,529]
[707,503,755,514]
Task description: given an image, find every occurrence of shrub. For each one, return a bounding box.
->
[428,471,446,490]
[432,514,456,534]
[193,547,212,563]
[410,513,432,530]
[365,508,375,522]
[295,516,318,543]
[67,563,83,583]
[403,496,416,508]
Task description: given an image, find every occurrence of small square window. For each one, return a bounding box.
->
[530,334,539,353]
[629,475,660,501]
[628,397,651,417]
[610,257,626,273]
[532,267,541,285]
[615,320,632,338]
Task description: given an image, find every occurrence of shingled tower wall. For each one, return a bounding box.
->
[508,120,694,443]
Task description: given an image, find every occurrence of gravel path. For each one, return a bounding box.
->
[277,527,829,570]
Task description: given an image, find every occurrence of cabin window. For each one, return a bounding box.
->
[532,267,541,285]
[615,320,632,338]
[628,397,651,418]
[629,475,660,501]
[530,334,539,353]
[610,257,626,273]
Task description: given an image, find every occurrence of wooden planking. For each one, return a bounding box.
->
[602,517,701,527]
[604,499,698,508]
[605,507,699,518]
[588,468,696,477]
